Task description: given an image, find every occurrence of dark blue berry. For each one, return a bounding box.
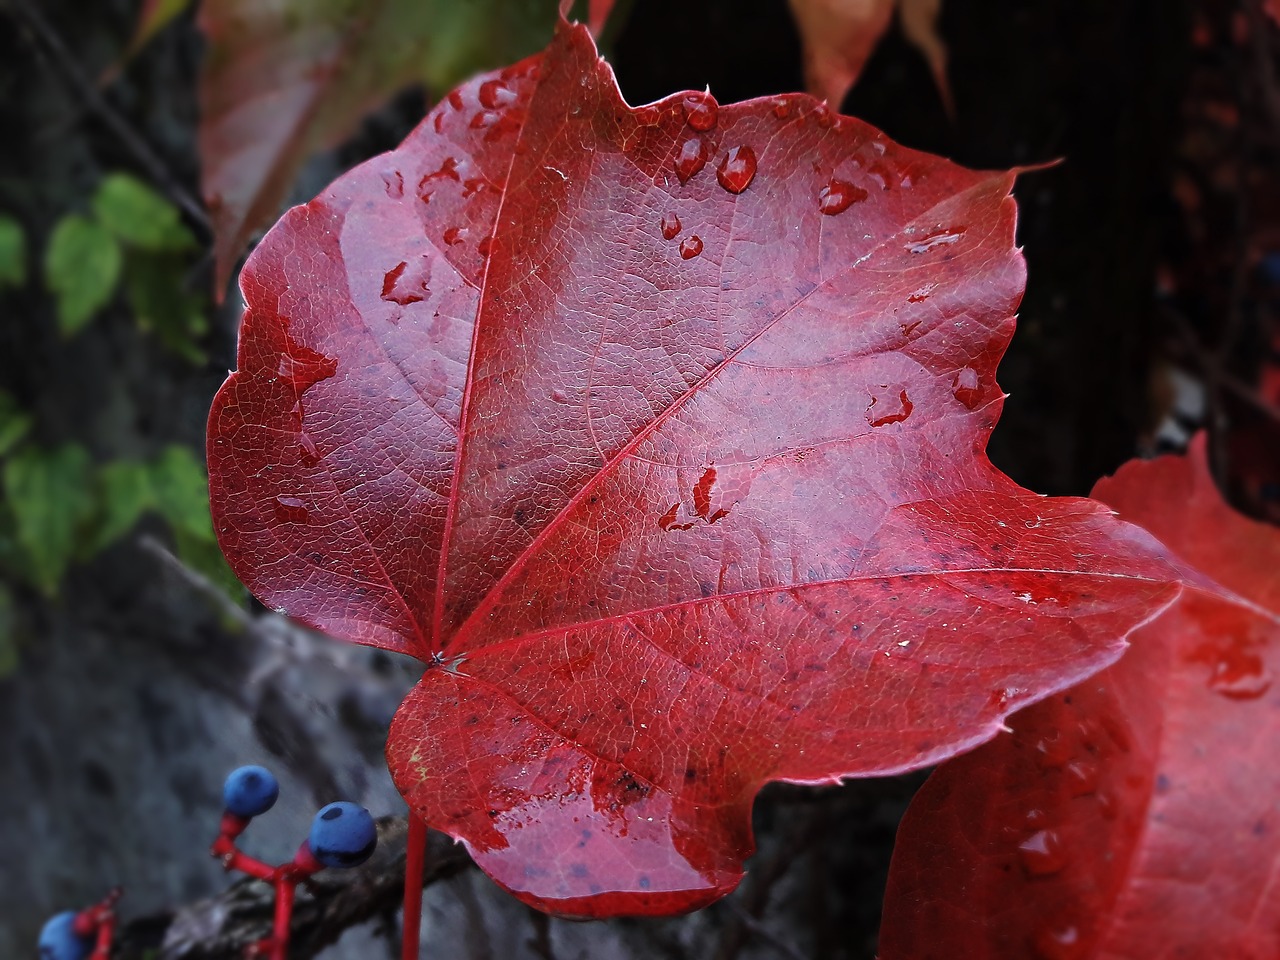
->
[38,911,91,960]
[308,801,377,868]
[223,765,279,818]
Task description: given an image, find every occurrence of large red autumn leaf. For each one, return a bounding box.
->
[207,20,1181,916]
[880,433,1279,959]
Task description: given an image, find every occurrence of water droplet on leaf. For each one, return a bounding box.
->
[660,213,682,240]
[1033,922,1087,960]
[382,171,404,199]
[717,146,757,194]
[1189,638,1273,699]
[478,79,516,109]
[674,137,708,184]
[444,227,468,245]
[679,235,704,259]
[953,367,982,409]
[818,179,867,215]
[908,226,967,254]
[682,92,718,131]
[273,495,309,524]
[381,261,430,305]
[1018,829,1068,876]
[470,110,499,129]
[866,387,913,427]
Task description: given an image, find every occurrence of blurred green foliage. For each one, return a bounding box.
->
[41,173,207,359]
[0,216,26,290]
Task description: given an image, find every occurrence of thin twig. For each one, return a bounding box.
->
[112,819,472,960]
[6,0,211,231]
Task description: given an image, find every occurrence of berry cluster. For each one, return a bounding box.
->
[38,766,377,960]
[212,765,378,959]
[38,889,120,960]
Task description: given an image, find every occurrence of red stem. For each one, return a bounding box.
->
[402,812,428,960]
[270,875,296,960]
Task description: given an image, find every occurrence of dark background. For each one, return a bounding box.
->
[3,1,1273,957]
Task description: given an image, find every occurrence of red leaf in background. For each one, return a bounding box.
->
[1268,1,1280,27]
[207,21,1180,915]
[196,0,612,293]
[880,433,1279,959]
[787,0,952,114]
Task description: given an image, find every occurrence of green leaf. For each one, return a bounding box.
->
[149,445,215,542]
[127,0,194,55]
[125,253,208,363]
[90,459,155,554]
[0,583,17,678]
[93,174,196,252]
[44,216,123,336]
[0,216,26,290]
[3,444,96,595]
[0,392,32,457]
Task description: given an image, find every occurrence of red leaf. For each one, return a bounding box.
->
[208,22,1180,916]
[881,434,1279,959]
[787,0,951,114]
[197,0,568,293]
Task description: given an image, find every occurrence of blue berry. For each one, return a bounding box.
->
[223,765,279,818]
[38,911,91,960]
[308,801,377,868]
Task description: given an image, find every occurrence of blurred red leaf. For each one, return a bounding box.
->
[197,0,590,294]
[207,21,1179,916]
[881,433,1279,959]
[787,0,951,114]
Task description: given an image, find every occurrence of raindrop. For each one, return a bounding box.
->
[443,227,468,245]
[447,90,464,111]
[1190,639,1273,699]
[1208,659,1273,699]
[299,434,320,467]
[660,213,682,240]
[478,235,494,257]
[716,146,757,194]
[1034,730,1072,769]
[771,98,792,119]
[907,285,934,303]
[478,79,517,109]
[1018,829,1068,877]
[679,235,703,260]
[682,92,718,131]
[908,226,967,254]
[813,103,835,128]
[278,338,337,393]
[674,137,708,184]
[273,495,309,524]
[382,171,404,199]
[1033,922,1087,960]
[461,178,488,199]
[381,261,429,305]
[818,179,868,215]
[470,110,499,129]
[866,387,913,427]
[1063,760,1099,798]
[953,367,983,409]
[658,503,695,532]
[1095,789,1119,821]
